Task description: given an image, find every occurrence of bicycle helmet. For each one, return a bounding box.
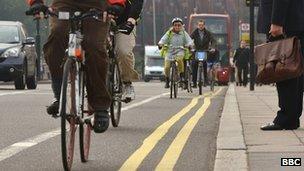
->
[171,17,183,25]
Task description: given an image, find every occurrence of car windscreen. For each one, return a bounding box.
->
[0,26,20,44]
[146,57,164,67]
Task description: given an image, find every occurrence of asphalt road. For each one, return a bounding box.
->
[0,82,226,171]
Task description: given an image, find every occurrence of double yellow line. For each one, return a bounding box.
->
[119,88,222,171]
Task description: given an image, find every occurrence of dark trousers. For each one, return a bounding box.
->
[44,0,111,111]
[192,60,207,84]
[273,32,304,128]
[236,65,248,86]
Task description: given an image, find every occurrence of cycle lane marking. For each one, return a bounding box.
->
[119,91,212,171]
[155,88,223,170]
[0,92,169,162]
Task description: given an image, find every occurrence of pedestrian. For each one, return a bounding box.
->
[258,0,304,130]
[233,40,250,87]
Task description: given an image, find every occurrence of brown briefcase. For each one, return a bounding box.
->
[254,36,304,84]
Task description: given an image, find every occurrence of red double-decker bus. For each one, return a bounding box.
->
[188,14,232,67]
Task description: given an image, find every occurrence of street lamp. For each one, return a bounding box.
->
[152,0,156,45]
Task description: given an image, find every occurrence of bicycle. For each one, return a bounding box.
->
[165,45,186,99]
[208,62,221,92]
[27,9,107,171]
[195,50,208,95]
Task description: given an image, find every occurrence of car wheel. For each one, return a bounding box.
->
[26,65,37,89]
[144,77,150,82]
[14,62,27,90]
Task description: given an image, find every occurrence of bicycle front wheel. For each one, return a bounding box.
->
[60,58,77,171]
[110,62,122,127]
[186,65,192,93]
[198,65,203,95]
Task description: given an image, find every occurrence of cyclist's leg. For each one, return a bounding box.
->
[115,28,139,100]
[177,56,185,81]
[164,59,170,88]
[82,17,111,133]
[43,6,71,115]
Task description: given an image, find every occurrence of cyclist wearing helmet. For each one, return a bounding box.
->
[114,0,144,102]
[26,0,126,133]
[158,18,193,89]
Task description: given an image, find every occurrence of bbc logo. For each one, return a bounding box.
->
[281,158,301,166]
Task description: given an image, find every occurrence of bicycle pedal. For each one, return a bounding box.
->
[84,118,93,127]
[122,98,132,103]
[51,113,60,118]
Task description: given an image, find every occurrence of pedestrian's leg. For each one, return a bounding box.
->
[274,77,301,128]
[243,66,248,86]
[237,67,242,85]
[82,18,111,133]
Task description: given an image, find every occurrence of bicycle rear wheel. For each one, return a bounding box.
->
[60,58,77,171]
[110,62,122,127]
[79,72,92,163]
[198,65,203,95]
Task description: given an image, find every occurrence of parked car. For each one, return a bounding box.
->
[0,21,37,90]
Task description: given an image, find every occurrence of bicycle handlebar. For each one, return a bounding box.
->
[26,6,103,22]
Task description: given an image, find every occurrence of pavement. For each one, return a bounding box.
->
[214,84,304,171]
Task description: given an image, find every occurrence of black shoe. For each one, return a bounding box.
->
[260,123,296,131]
[165,82,170,89]
[165,77,170,89]
[47,100,59,115]
[93,110,109,133]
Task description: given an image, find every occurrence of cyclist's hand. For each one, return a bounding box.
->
[118,21,135,35]
[26,2,49,18]
[106,4,124,17]
[158,44,163,50]
[210,48,216,53]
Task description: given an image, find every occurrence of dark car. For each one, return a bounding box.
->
[0,21,37,90]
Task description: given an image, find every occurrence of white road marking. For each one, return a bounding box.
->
[0,92,169,162]
[0,129,60,162]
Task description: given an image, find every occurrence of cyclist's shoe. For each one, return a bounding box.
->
[165,77,170,88]
[46,100,59,115]
[192,82,197,88]
[93,110,109,133]
[183,81,188,90]
[123,82,135,102]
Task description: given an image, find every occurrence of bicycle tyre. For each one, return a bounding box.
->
[198,65,203,95]
[170,63,174,99]
[186,66,192,93]
[110,62,122,127]
[60,58,77,171]
[173,64,178,98]
[79,72,91,163]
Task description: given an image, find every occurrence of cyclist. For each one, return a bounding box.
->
[114,0,144,102]
[158,18,193,89]
[26,0,126,133]
[190,20,216,87]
